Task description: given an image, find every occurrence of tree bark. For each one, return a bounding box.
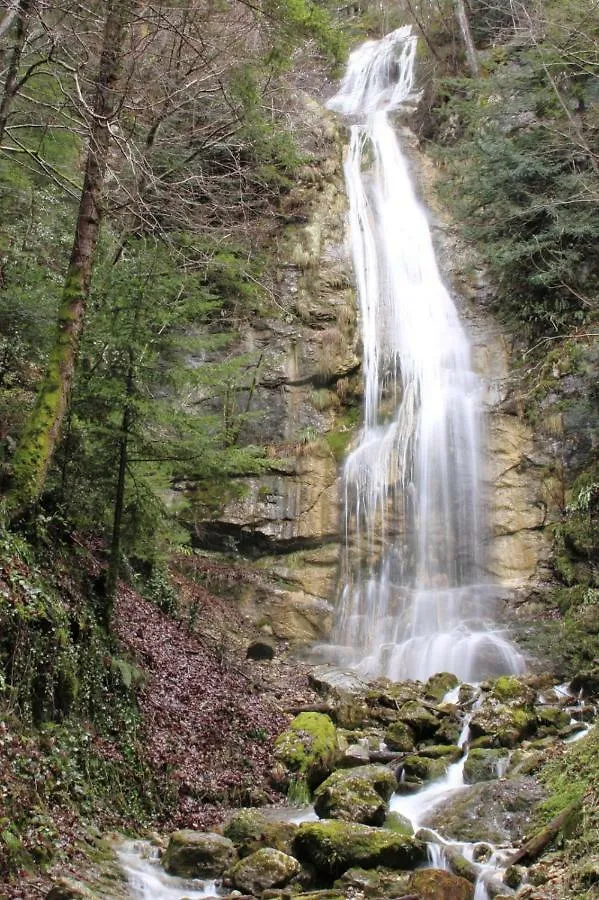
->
[8,0,135,513]
[0,0,35,142]
[509,800,582,866]
[454,0,480,77]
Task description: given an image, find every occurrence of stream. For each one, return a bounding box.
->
[118,681,595,899]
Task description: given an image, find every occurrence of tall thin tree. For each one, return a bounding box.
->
[8,0,136,512]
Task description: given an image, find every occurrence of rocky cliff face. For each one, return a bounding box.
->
[189,96,358,644]
[191,97,590,670]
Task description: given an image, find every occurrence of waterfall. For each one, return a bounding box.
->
[327,27,524,682]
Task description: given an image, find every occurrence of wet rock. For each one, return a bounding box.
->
[408,867,474,899]
[293,819,427,878]
[424,672,459,702]
[335,866,412,896]
[246,639,275,660]
[504,864,526,889]
[313,764,398,825]
[227,847,300,894]
[570,667,599,697]
[424,777,546,843]
[402,753,450,783]
[396,700,440,740]
[535,706,570,733]
[223,809,297,857]
[341,741,371,766]
[162,830,236,878]
[383,811,414,836]
[434,715,462,745]
[384,719,416,752]
[366,679,423,709]
[419,744,462,761]
[490,676,537,705]
[463,748,510,784]
[470,702,537,748]
[274,712,340,789]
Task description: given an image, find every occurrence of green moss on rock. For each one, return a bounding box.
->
[162,830,236,878]
[293,819,427,878]
[227,847,300,894]
[313,764,397,825]
[274,712,339,789]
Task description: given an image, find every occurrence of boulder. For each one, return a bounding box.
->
[293,819,427,878]
[419,744,462,762]
[384,719,416,752]
[424,777,546,844]
[227,848,300,894]
[408,868,474,900]
[313,764,398,825]
[366,678,423,709]
[223,809,297,857]
[397,700,440,740]
[424,672,459,702]
[535,706,571,732]
[383,811,414,836]
[490,676,536,705]
[274,712,339,788]
[46,880,95,900]
[162,830,236,878]
[335,866,412,897]
[402,754,450,783]
[470,702,537,748]
[463,748,510,784]
[570,667,599,696]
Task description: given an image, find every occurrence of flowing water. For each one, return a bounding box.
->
[326,27,524,682]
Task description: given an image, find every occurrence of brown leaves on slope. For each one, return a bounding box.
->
[113,578,309,830]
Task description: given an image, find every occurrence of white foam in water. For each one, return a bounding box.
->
[118,841,220,899]
[326,26,525,682]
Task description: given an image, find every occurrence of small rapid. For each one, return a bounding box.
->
[326,26,525,682]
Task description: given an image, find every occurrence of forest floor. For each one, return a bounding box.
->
[1,550,318,899]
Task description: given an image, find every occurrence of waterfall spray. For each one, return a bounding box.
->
[327,27,524,682]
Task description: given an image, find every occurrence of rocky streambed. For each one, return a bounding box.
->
[84,667,599,900]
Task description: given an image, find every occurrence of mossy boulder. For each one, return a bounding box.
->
[419,744,462,761]
[490,676,536,705]
[463,748,510,784]
[162,830,236,878]
[313,764,397,825]
[424,672,459,702]
[470,702,537,748]
[434,715,462,745]
[402,754,450,783]
[366,679,422,710]
[536,706,571,733]
[274,712,339,788]
[396,700,440,739]
[293,819,427,878]
[335,866,412,896]
[383,811,413,836]
[570,667,599,697]
[384,719,415,752]
[408,868,474,900]
[227,847,300,894]
[425,777,546,843]
[223,809,297,857]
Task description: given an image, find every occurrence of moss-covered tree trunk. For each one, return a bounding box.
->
[8,0,135,512]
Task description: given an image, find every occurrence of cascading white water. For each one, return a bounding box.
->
[327,27,524,682]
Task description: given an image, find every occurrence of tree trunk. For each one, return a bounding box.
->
[454,0,480,77]
[0,0,35,142]
[8,0,134,513]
